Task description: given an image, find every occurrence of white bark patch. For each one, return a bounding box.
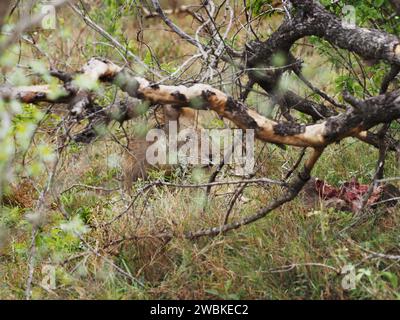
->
[395,44,400,57]
[82,58,122,80]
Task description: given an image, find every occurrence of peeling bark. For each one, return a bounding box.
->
[244,0,400,126]
[2,58,400,150]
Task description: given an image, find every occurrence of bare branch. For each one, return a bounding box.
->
[68,3,161,78]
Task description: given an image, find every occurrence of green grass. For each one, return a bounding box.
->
[0,1,399,300]
[1,135,399,299]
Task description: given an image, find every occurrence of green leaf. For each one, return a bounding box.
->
[73,74,100,91]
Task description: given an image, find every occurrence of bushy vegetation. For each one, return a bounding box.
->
[0,0,399,300]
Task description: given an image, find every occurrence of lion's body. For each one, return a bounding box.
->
[122,106,202,190]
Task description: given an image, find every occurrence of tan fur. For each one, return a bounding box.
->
[122,106,202,190]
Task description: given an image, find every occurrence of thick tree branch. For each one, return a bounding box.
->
[245,0,400,131]
[251,0,400,68]
[2,58,400,150]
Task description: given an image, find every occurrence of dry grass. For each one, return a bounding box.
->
[0,1,399,300]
